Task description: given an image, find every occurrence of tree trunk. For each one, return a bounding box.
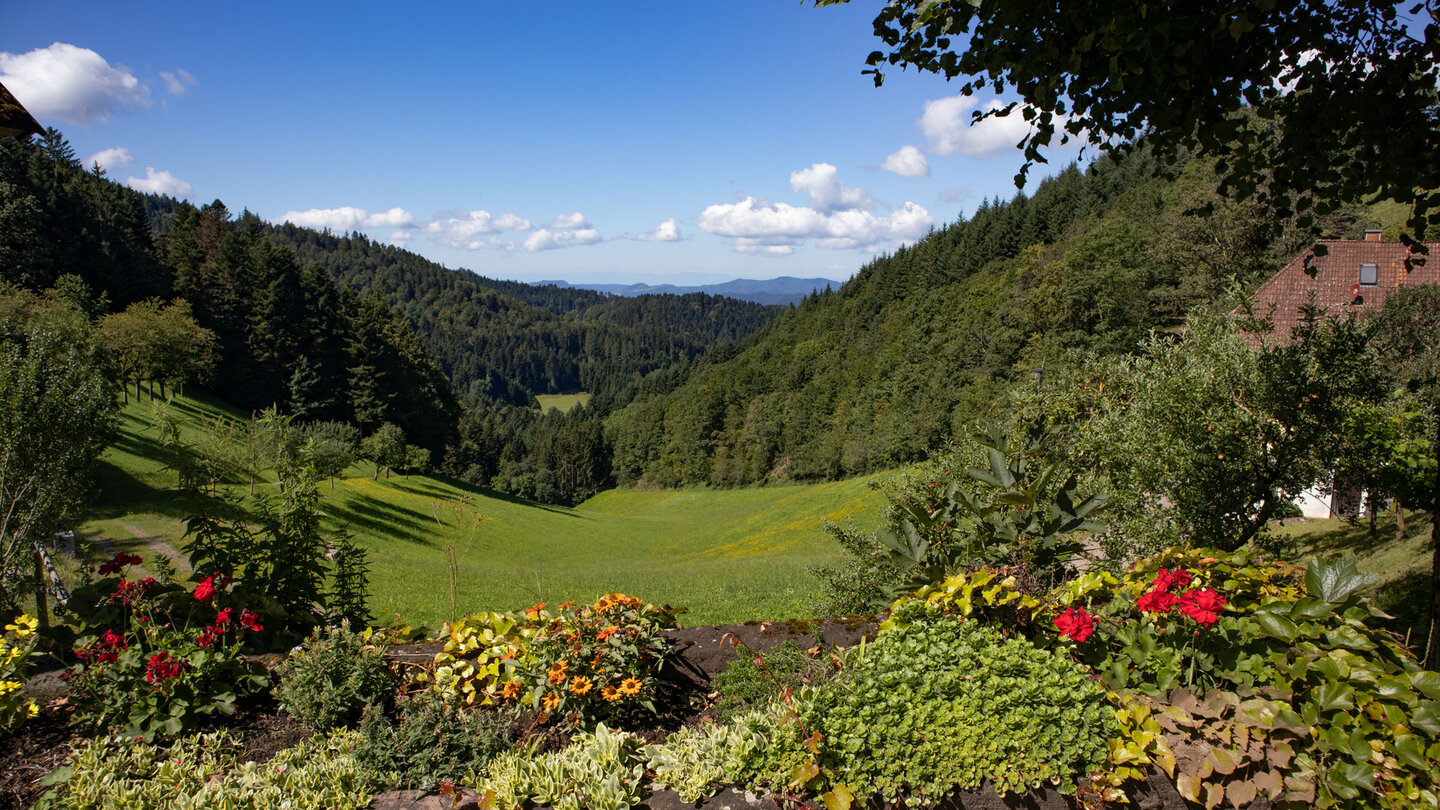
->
[1426,420,1440,671]
[1397,500,1406,541]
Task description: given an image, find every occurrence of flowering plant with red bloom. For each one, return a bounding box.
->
[1135,589,1180,615]
[60,553,271,740]
[1177,589,1227,626]
[1053,607,1095,642]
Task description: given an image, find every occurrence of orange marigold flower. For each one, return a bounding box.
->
[596,625,618,641]
[542,692,561,711]
[601,685,620,702]
[558,600,575,610]
[569,676,594,696]
[526,602,546,619]
[547,659,570,684]
[617,676,643,697]
[499,679,522,700]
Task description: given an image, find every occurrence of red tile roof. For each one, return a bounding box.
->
[1247,239,1440,343]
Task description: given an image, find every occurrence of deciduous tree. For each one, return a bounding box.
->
[830,0,1440,245]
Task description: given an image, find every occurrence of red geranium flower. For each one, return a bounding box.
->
[98,552,142,576]
[214,607,232,626]
[144,652,185,685]
[239,609,263,632]
[1136,590,1180,614]
[1179,589,1227,626]
[1150,568,1194,593]
[1053,607,1095,642]
[193,575,216,601]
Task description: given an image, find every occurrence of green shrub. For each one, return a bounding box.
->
[473,723,645,810]
[355,690,513,791]
[274,622,395,732]
[711,640,837,721]
[804,614,1116,806]
[38,729,373,809]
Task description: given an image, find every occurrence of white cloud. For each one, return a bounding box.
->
[548,212,591,229]
[364,207,416,228]
[879,145,929,177]
[637,218,681,242]
[0,42,150,125]
[424,209,532,248]
[126,167,191,197]
[524,228,603,252]
[920,95,1063,159]
[159,67,199,96]
[938,187,970,203]
[789,163,870,212]
[272,206,417,232]
[85,146,132,171]
[696,197,932,253]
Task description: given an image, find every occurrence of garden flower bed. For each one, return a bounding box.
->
[2,548,1438,809]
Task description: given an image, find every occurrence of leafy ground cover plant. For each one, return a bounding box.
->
[426,593,677,726]
[800,613,1117,807]
[1,613,39,732]
[37,728,373,809]
[273,621,395,732]
[471,723,645,810]
[710,639,840,721]
[60,553,270,740]
[354,689,513,792]
[643,709,777,802]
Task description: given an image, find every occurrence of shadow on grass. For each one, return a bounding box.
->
[326,495,437,545]
[1372,569,1432,657]
[1275,511,1433,558]
[86,461,194,521]
[395,473,587,519]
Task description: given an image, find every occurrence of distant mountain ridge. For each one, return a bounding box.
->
[534,276,845,306]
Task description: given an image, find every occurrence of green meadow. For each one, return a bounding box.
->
[534,392,592,413]
[76,393,888,628]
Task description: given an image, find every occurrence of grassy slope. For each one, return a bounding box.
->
[76,393,887,628]
[1268,510,1434,652]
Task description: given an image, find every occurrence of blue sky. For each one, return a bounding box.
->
[2,1,1083,284]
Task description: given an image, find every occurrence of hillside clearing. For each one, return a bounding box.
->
[73,393,888,627]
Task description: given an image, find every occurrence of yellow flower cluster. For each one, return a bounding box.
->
[593,593,642,613]
[2,614,40,729]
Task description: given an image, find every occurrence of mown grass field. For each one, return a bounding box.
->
[534,392,591,413]
[74,393,889,628]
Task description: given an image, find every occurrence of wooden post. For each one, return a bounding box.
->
[32,550,47,631]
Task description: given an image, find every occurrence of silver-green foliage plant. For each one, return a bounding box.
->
[803,614,1117,806]
[474,723,644,810]
[273,621,394,732]
[39,729,373,810]
[644,716,770,802]
[355,690,512,792]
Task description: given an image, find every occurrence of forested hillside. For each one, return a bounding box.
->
[262,226,779,403]
[0,132,458,454]
[605,150,1373,487]
[0,129,782,505]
